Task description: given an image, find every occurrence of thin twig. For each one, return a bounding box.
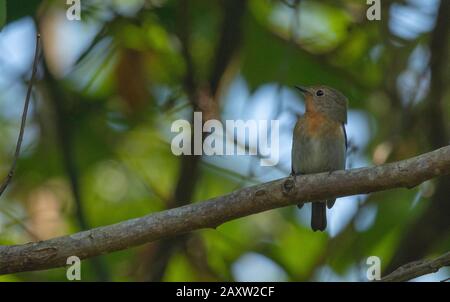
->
[0,33,41,197]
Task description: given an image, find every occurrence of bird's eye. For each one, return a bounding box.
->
[316,90,324,96]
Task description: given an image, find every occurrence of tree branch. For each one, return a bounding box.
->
[0,146,449,275]
[380,251,450,282]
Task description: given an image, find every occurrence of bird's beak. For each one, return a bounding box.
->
[294,85,309,94]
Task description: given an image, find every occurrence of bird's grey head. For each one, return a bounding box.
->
[295,85,348,124]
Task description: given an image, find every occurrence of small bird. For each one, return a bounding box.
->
[292,85,348,232]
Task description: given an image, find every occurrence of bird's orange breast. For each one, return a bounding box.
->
[304,112,343,138]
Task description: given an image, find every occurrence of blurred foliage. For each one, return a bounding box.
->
[5,0,42,24]
[0,0,6,29]
[0,0,449,281]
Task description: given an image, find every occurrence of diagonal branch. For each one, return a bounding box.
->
[0,146,450,275]
[380,251,450,282]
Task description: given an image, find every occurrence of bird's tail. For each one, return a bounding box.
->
[311,202,327,232]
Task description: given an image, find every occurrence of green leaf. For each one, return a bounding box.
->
[6,0,41,23]
[0,0,6,30]
[241,14,368,104]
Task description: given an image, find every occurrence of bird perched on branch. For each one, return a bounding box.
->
[292,85,348,231]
